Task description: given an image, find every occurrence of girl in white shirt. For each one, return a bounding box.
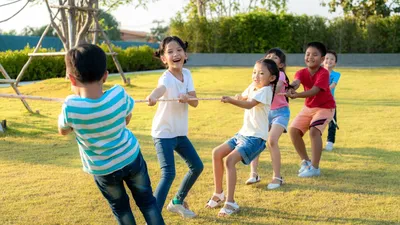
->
[205,59,279,217]
[146,36,203,219]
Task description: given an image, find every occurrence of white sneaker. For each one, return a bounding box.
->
[298,165,321,177]
[167,201,196,218]
[298,160,311,173]
[325,142,334,151]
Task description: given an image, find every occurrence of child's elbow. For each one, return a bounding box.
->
[58,127,70,136]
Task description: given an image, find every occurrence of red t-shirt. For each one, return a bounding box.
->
[294,67,336,109]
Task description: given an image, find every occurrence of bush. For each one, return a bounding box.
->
[0,44,163,81]
[170,12,400,53]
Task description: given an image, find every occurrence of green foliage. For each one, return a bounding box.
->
[98,10,121,41]
[20,26,57,37]
[0,45,163,81]
[170,12,400,53]
[321,0,399,20]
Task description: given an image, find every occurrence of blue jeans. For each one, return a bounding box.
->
[152,136,204,211]
[94,152,164,225]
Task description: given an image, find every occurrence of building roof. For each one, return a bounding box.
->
[120,29,149,38]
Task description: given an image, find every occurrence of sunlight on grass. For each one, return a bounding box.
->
[1,67,399,224]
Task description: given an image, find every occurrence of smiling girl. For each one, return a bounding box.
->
[146,36,204,218]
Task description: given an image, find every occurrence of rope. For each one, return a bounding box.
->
[0,93,222,103]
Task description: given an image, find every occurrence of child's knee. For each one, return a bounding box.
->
[289,127,302,137]
[192,161,204,175]
[212,147,225,159]
[224,155,238,168]
[161,167,176,180]
[267,138,278,149]
[309,127,322,137]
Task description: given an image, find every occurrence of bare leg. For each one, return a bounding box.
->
[289,127,309,161]
[212,143,232,194]
[268,124,284,183]
[309,127,322,168]
[249,155,259,176]
[224,150,242,203]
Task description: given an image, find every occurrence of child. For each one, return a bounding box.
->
[323,50,341,151]
[146,36,204,218]
[246,48,290,189]
[205,59,279,216]
[286,42,336,178]
[58,44,164,225]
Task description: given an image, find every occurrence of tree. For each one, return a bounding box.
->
[32,0,155,50]
[21,25,57,37]
[321,0,400,20]
[0,29,17,36]
[149,20,168,42]
[97,10,121,41]
[187,0,288,19]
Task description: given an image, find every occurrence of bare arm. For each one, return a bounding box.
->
[179,91,199,108]
[287,86,321,99]
[125,113,132,125]
[329,83,337,90]
[275,80,284,94]
[221,96,259,109]
[146,85,167,106]
[58,127,73,136]
[289,79,301,91]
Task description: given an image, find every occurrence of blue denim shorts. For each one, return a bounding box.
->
[268,106,290,132]
[225,133,266,165]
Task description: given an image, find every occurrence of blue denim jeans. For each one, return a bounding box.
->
[94,152,164,225]
[152,136,204,211]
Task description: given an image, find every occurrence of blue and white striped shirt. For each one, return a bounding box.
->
[58,85,140,175]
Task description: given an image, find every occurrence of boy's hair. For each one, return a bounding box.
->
[265,48,291,103]
[65,44,107,83]
[256,58,279,104]
[154,36,189,64]
[306,42,327,57]
[327,50,338,63]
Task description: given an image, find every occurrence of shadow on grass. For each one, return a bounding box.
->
[249,147,400,196]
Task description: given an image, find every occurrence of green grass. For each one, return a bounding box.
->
[0,67,399,225]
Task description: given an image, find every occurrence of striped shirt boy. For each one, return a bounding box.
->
[58,85,140,175]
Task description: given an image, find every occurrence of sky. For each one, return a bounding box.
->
[0,0,342,33]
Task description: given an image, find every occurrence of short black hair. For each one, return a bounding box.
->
[155,36,188,64]
[65,44,107,83]
[306,42,327,57]
[326,50,338,63]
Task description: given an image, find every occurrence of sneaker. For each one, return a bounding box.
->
[298,165,321,177]
[298,159,311,173]
[167,200,196,218]
[325,142,334,151]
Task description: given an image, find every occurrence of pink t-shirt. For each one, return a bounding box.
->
[271,71,289,110]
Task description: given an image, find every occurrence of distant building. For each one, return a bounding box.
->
[120,29,156,42]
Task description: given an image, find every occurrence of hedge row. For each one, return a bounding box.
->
[0,44,163,81]
[170,12,400,53]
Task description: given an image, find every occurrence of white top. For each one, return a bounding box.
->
[151,68,195,138]
[238,85,273,141]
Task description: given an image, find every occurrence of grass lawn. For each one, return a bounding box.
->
[0,67,399,225]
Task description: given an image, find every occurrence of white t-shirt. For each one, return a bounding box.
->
[151,68,195,138]
[238,85,273,141]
